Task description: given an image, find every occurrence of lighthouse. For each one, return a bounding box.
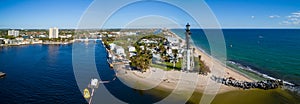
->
[182,23,194,71]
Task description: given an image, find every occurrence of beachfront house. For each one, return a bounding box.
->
[140,46,145,50]
[109,43,116,50]
[15,37,25,45]
[152,54,161,64]
[5,39,17,45]
[66,34,72,38]
[107,34,114,37]
[39,35,47,38]
[123,32,137,36]
[0,38,5,44]
[166,48,173,57]
[112,32,120,35]
[129,53,137,58]
[167,36,179,44]
[167,36,180,49]
[59,35,67,38]
[128,46,137,57]
[115,46,126,57]
[128,46,136,52]
[139,39,158,44]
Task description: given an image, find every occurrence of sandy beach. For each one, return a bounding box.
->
[112,30,253,95]
[115,55,251,95]
[104,28,300,103]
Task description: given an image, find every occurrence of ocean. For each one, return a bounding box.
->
[172,29,300,85]
[0,29,299,103]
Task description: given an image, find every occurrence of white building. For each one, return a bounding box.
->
[128,46,136,52]
[112,32,120,35]
[128,46,136,57]
[66,34,72,38]
[109,43,116,50]
[0,38,5,44]
[166,48,173,56]
[123,32,136,36]
[139,39,158,44]
[115,46,126,57]
[8,30,19,37]
[39,35,47,38]
[59,35,67,38]
[167,36,180,49]
[167,36,179,44]
[49,27,59,38]
[90,78,99,88]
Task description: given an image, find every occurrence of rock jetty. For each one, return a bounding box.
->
[211,75,283,90]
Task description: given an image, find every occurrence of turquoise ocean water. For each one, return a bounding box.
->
[172,29,300,85]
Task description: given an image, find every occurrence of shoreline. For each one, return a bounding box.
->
[169,29,298,86]
[109,29,300,97]
[105,28,298,103]
[168,29,254,82]
[168,29,255,81]
[111,29,254,95]
[168,29,300,95]
[0,41,74,47]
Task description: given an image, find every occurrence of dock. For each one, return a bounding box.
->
[0,72,6,78]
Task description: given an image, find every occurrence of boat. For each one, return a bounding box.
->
[109,64,113,68]
[83,88,91,99]
[0,72,6,78]
[108,53,112,58]
[107,59,113,68]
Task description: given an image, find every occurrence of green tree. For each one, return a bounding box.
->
[198,55,210,75]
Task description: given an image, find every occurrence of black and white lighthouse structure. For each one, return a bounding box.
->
[182,23,194,71]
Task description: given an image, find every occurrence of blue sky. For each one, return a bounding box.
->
[0,0,300,29]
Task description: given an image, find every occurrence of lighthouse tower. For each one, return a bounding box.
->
[182,23,194,71]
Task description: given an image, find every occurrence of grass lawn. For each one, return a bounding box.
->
[151,62,180,71]
[151,59,182,71]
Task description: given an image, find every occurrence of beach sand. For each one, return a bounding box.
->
[115,54,251,95]
[109,30,300,103]
[113,30,254,95]
[114,48,252,96]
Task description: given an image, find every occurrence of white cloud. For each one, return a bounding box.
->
[291,12,300,15]
[279,11,300,25]
[292,15,300,18]
[251,16,255,19]
[290,18,298,21]
[269,15,280,18]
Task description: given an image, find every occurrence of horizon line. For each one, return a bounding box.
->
[1,27,300,30]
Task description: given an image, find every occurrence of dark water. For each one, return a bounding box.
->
[0,43,168,104]
[0,45,86,103]
[1,29,300,103]
[172,29,300,85]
